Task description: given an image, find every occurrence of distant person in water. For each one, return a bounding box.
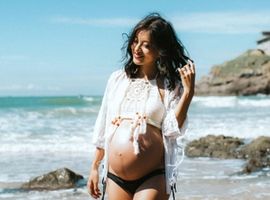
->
[87,13,195,200]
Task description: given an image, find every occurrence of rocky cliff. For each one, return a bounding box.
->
[195,49,270,96]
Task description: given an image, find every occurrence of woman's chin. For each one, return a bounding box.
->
[133,58,143,65]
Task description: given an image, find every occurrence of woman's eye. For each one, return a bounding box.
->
[143,44,150,49]
[132,41,138,47]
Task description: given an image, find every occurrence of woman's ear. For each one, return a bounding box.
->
[156,58,167,75]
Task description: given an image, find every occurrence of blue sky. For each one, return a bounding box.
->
[0,0,270,96]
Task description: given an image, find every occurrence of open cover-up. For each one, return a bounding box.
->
[92,69,188,195]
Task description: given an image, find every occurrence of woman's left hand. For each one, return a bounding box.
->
[178,60,196,96]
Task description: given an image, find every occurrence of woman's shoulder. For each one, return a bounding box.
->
[108,68,127,83]
[110,68,125,78]
[163,76,182,90]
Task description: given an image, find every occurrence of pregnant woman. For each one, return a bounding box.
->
[88,13,195,200]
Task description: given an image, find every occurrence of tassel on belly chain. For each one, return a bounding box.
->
[130,112,147,154]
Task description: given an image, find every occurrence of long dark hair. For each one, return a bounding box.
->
[121,12,191,90]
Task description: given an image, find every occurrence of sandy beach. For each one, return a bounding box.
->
[1,157,270,200]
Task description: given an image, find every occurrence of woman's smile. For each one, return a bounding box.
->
[133,53,144,59]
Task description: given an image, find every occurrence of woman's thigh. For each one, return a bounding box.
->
[106,178,133,200]
[133,174,169,200]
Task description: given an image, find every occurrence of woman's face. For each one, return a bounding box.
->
[131,30,158,67]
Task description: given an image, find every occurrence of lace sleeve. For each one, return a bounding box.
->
[91,71,119,148]
[162,83,188,138]
[91,82,110,148]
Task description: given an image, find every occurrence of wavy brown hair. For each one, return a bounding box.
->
[121,12,191,90]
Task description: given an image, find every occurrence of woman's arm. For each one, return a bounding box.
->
[88,147,105,199]
[175,60,195,128]
[91,147,105,170]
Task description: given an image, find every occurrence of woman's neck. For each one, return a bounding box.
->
[137,65,158,80]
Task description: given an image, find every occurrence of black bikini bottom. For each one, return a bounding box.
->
[107,168,165,194]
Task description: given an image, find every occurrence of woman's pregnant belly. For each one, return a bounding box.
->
[108,120,164,180]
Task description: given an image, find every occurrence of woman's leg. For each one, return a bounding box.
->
[106,178,133,200]
[133,174,169,200]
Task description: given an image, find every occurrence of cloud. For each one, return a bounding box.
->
[51,11,270,34]
[0,84,61,91]
[0,55,29,65]
[171,11,270,34]
[0,55,28,60]
[51,16,138,27]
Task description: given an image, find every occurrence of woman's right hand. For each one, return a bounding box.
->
[87,168,101,199]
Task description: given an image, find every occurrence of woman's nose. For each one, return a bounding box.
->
[134,43,141,53]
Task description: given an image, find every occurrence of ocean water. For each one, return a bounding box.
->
[0,95,270,200]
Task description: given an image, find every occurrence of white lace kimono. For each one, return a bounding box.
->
[92,69,188,195]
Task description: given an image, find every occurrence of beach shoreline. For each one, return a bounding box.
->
[1,157,270,200]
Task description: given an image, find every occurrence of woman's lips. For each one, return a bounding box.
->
[134,53,144,59]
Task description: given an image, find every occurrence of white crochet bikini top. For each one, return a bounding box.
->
[111,77,166,154]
